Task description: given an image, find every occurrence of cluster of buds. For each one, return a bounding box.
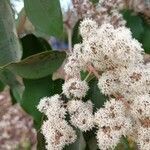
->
[70,0,150,29]
[126,0,150,18]
[72,0,126,28]
[0,104,36,149]
[38,18,150,150]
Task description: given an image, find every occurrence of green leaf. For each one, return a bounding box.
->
[141,24,150,53]
[72,20,82,45]
[37,132,46,150]
[24,0,63,37]
[0,80,5,92]
[87,137,98,150]
[20,34,52,59]
[38,37,52,51]
[86,78,106,111]
[21,77,51,129]
[21,76,64,129]
[0,69,24,103]
[65,129,86,150]
[89,0,99,4]
[10,90,17,104]
[4,51,66,79]
[0,0,22,66]
[83,130,98,150]
[122,10,144,40]
[115,137,133,150]
[80,71,94,82]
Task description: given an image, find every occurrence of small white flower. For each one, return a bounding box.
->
[96,128,121,150]
[130,94,150,119]
[62,78,89,99]
[111,37,144,66]
[94,99,126,127]
[136,126,150,150]
[37,94,66,119]
[98,70,120,95]
[98,23,115,40]
[67,100,94,131]
[79,18,98,38]
[119,66,149,96]
[37,96,51,113]
[64,55,81,76]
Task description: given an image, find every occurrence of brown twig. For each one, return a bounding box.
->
[112,93,130,108]
[87,64,100,79]
[17,10,26,36]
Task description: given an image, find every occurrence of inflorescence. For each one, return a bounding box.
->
[38,18,150,150]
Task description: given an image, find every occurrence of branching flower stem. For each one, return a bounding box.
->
[87,64,100,79]
[112,93,130,108]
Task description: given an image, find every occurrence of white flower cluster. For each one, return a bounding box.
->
[42,120,76,150]
[67,100,94,131]
[37,94,67,119]
[37,95,76,150]
[64,19,149,149]
[95,99,132,150]
[64,44,85,76]
[62,78,89,99]
[130,95,150,119]
[38,18,150,150]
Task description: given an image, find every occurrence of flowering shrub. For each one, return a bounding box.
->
[0,0,150,150]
